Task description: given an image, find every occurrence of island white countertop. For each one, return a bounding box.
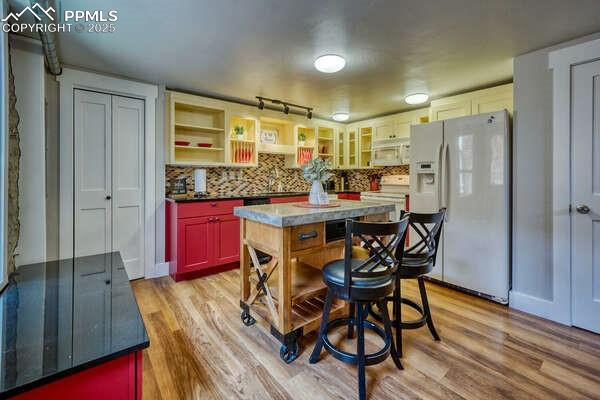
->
[233,200,395,227]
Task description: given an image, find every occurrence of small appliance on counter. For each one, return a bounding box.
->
[369,174,381,191]
[325,179,336,192]
[337,172,349,191]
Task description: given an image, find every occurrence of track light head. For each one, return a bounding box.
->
[283,104,290,114]
[307,110,313,119]
[256,97,265,110]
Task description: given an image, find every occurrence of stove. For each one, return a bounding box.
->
[360,175,410,220]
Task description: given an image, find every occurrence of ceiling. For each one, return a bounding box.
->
[54,0,600,121]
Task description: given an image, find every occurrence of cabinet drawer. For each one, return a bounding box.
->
[291,223,324,251]
[177,199,243,218]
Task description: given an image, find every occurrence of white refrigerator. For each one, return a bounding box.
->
[409,110,510,304]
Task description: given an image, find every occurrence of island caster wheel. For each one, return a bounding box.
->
[241,310,256,326]
[279,341,299,364]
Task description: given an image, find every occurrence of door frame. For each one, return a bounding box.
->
[542,38,600,324]
[58,68,158,279]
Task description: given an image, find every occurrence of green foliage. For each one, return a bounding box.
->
[234,125,245,136]
[298,132,306,141]
[302,158,333,183]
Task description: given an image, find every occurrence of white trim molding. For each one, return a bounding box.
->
[524,38,600,325]
[58,68,159,278]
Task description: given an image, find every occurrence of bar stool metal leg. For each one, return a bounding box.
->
[348,302,356,339]
[309,289,335,363]
[378,300,403,370]
[418,277,440,341]
[395,276,403,357]
[356,303,367,400]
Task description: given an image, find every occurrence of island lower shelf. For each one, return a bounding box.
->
[249,259,347,333]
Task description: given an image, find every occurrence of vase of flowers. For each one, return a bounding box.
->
[302,158,333,205]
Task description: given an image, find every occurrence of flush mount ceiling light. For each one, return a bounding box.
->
[314,54,346,73]
[405,93,429,105]
[332,112,349,122]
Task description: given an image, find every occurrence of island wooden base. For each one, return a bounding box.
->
[239,213,387,363]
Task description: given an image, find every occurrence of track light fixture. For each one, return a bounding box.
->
[256,96,313,119]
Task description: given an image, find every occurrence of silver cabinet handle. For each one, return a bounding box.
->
[298,230,318,241]
[576,205,591,214]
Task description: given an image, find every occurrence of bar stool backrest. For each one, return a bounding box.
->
[342,217,410,298]
[401,209,446,266]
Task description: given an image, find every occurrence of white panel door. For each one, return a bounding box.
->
[572,60,600,333]
[112,96,145,280]
[74,90,112,257]
[75,91,145,280]
[442,111,509,301]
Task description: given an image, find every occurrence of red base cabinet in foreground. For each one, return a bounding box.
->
[337,192,361,200]
[13,352,142,400]
[167,199,243,281]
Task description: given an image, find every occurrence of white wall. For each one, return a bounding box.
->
[11,37,46,266]
[510,32,600,319]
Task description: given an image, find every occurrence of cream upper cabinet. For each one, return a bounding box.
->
[374,120,394,141]
[471,84,513,114]
[429,83,513,121]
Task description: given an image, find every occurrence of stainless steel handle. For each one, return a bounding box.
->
[436,143,443,208]
[442,143,449,221]
[576,205,591,214]
[298,230,318,241]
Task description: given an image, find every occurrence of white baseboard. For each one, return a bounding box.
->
[509,290,570,325]
[146,261,169,279]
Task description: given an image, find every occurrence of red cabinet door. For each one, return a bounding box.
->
[178,216,213,272]
[212,214,240,265]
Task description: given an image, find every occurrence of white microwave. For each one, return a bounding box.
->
[371,138,410,166]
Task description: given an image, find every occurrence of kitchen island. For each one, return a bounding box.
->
[234,200,395,363]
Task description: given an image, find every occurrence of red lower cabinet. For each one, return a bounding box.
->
[13,352,142,400]
[167,199,243,281]
[179,216,212,272]
[213,214,241,265]
[338,192,361,200]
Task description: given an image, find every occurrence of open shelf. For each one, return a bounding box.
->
[169,97,227,165]
[257,117,295,155]
[229,116,257,165]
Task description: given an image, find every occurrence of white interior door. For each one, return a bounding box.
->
[74,90,112,257]
[74,90,145,280]
[572,59,600,333]
[112,96,145,280]
[442,111,509,301]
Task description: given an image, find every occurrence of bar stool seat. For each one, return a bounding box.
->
[323,259,393,292]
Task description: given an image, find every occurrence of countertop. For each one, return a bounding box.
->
[0,252,149,398]
[167,190,362,203]
[233,199,395,227]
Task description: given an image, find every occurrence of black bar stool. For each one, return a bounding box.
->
[309,217,409,400]
[370,209,445,357]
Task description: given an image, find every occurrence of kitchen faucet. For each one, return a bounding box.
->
[266,167,283,192]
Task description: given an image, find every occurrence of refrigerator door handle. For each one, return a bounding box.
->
[441,143,449,221]
[436,143,443,209]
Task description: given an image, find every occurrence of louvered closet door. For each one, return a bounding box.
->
[74,90,145,279]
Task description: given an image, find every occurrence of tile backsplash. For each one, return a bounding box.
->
[166,153,409,197]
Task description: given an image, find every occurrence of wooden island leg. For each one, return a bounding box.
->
[239,218,256,326]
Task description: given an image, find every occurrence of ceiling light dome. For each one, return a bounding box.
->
[314,54,346,73]
[405,93,429,105]
[332,112,349,122]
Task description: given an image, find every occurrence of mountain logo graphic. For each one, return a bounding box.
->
[2,3,55,22]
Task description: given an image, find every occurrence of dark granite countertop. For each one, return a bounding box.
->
[0,252,149,398]
[167,190,362,203]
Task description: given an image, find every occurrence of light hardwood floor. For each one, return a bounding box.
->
[132,270,600,400]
